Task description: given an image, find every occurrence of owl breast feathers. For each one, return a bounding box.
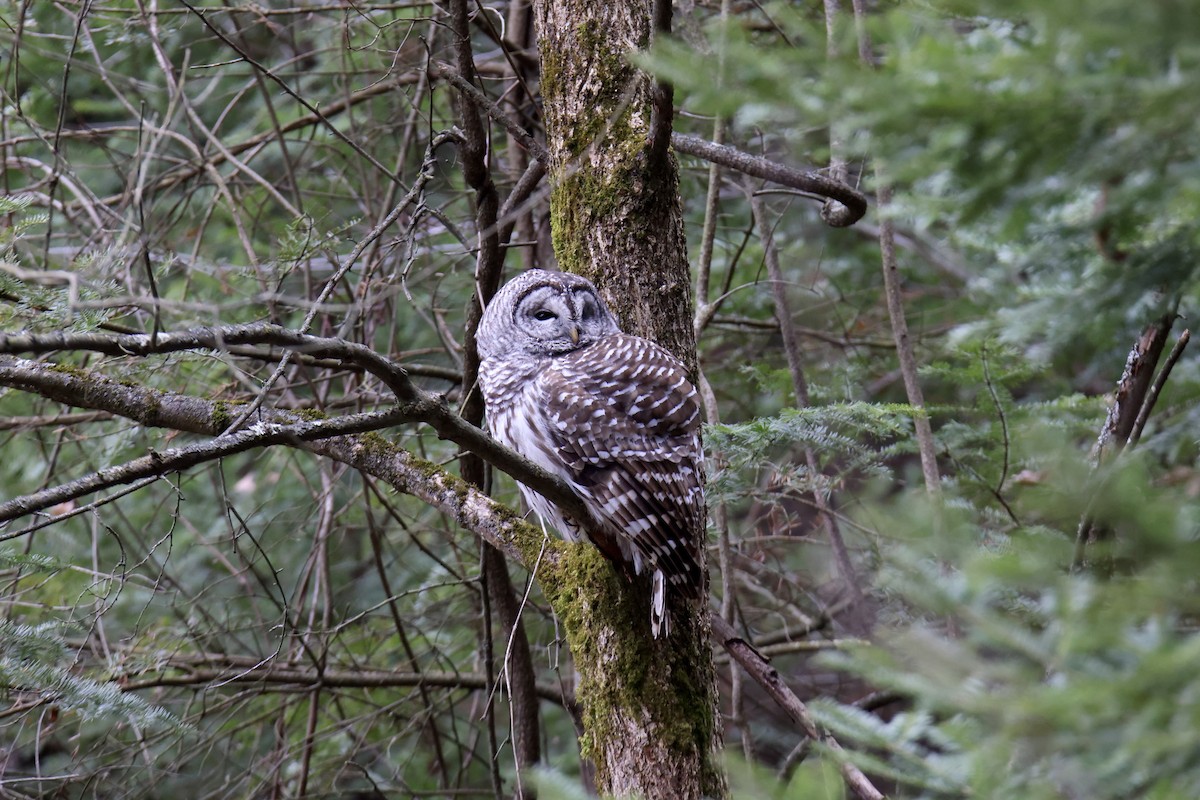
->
[477,269,705,637]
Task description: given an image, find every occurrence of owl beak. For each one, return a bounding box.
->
[569,325,580,345]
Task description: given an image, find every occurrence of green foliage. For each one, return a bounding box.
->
[655,0,1200,383]
[4,0,1200,796]
[529,767,594,800]
[0,620,182,732]
[810,454,1200,799]
[726,752,847,800]
[652,3,1200,794]
[0,195,48,249]
[706,402,917,496]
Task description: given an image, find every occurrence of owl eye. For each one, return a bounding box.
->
[532,309,557,321]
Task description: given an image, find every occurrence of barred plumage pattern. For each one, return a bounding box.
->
[477,269,705,636]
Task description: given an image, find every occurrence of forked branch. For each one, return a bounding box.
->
[0,325,602,537]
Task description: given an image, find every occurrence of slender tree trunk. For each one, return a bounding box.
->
[530,0,727,797]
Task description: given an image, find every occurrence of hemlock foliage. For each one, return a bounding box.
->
[0,0,1198,797]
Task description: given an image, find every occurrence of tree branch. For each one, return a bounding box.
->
[0,350,560,570]
[426,68,867,229]
[1073,314,1182,569]
[672,134,867,227]
[876,186,940,498]
[118,663,569,705]
[0,402,405,526]
[0,325,422,400]
[1128,328,1190,448]
[1091,313,1176,463]
[0,326,605,540]
[711,615,886,800]
[433,64,550,165]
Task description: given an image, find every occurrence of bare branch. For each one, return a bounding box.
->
[119,663,568,705]
[0,402,404,527]
[711,615,886,800]
[81,76,420,213]
[1090,313,1176,463]
[672,134,867,227]
[876,186,940,498]
[0,327,604,544]
[1074,315,1181,569]
[0,325,423,401]
[433,64,550,165]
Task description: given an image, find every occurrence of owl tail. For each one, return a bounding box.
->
[651,568,668,638]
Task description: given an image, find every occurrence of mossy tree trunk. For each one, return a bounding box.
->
[533,0,694,367]
[530,1,727,798]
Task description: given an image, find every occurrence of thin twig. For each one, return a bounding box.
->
[876,187,940,498]
[710,614,886,800]
[980,343,1011,498]
[178,0,407,188]
[433,64,550,165]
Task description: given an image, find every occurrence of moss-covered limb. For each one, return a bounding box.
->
[4,354,223,437]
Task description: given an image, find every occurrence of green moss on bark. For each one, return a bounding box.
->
[211,400,233,431]
[537,544,717,788]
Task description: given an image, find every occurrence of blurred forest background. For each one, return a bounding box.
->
[1,0,1199,798]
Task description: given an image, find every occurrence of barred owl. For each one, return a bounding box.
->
[477,269,705,637]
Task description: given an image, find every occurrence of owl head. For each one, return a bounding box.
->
[478,269,619,360]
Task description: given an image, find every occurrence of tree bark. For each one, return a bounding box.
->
[533,0,695,368]
[530,1,726,797]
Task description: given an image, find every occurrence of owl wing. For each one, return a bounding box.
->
[538,333,705,599]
